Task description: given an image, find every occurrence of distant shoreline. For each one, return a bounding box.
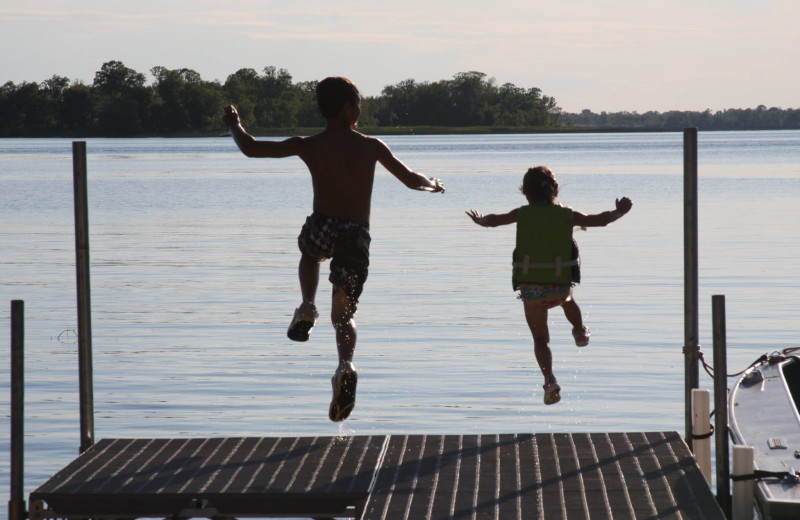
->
[3,126,796,139]
[159,125,800,138]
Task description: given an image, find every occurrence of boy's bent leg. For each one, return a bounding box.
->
[298,253,321,304]
[329,286,358,421]
[287,255,321,342]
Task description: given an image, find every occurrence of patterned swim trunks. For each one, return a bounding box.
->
[518,284,572,309]
[298,212,371,305]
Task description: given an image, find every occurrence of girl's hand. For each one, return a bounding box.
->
[465,209,486,226]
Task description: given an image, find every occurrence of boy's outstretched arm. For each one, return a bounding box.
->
[466,208,518,227]
[223,105,302,158]
[375,139,444,193]
[573,197,633,228]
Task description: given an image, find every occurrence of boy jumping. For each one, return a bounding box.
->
[223,77,445,421]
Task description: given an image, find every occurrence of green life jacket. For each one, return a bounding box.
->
[512,203,577,288]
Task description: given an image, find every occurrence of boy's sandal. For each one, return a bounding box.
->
[329,363,358,422]
[543,381,561,405]
[287,302,319,342]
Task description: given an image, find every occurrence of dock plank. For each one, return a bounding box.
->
[30,432,725,519]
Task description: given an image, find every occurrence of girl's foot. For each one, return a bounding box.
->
[572,326,590,347]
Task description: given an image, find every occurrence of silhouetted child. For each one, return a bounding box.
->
[223,77,444,422]
[466,166,631,405]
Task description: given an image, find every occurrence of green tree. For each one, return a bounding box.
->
[294,80,324,127]
[150,66,223,134]
[61,82,96,134]
[92,61,151,136]
[93,60,146,92]
[448,71,495,126]
[4,81,57,135]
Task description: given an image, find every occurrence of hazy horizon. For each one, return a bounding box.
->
[2,1,798,114]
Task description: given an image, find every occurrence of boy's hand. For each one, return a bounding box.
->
[428,177,445,193]
[222,105,240,128]
[615,196,633,215]
[416,177,445,193]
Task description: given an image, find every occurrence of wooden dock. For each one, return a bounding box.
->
[29,431,725,519]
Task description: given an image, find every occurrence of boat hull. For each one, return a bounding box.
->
[729,352,800,520]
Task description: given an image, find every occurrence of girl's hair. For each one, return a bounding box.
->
[316,77,360,119]
[520,166,559,203]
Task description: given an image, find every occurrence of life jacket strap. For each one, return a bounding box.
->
[514,255,579,276]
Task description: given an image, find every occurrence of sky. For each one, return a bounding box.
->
[1,0,798,114]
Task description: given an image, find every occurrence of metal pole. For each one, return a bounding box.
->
[713,294,731,517]
[73,141,94,453]
[9,300,26,520]
[683,127,700,450]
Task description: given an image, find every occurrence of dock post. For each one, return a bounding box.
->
[9,300,26,520]
[683,128,700,450]
[712,294,731,517]
[692,388,712,485]
[731,445,754,520]
[73,141,94,453]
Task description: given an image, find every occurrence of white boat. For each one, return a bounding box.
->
[729,348,800,520]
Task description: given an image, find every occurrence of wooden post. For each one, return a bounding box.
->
[9,300,26,520]
[683,127,700,450]
[692,388,712,485]
[713,294,731,517]
[731,445,754,520]
[73,141,94,453]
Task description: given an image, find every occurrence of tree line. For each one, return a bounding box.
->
[0,61,560,137]
[561,106,800,131]
[1,61,797,137]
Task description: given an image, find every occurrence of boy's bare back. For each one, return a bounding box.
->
[297,127,382,223]
[223,104,443,225]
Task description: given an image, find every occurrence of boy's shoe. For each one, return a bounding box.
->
[543,381,561,405]
[572,326,590,347]
[329,362,358,422]
[287,302,318,342]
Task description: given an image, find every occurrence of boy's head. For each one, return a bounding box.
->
[520,166,559,203]
[317,77,360,119]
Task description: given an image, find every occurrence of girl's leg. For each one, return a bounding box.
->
[562,295,590,346]
[524,302,554,384]
[561,297,583,330]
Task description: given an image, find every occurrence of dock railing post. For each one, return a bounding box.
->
[73,141,94,453]
[712,294,731,517]
[9,300,26,520]
[692,388,712,485]
[731,445,754,520]
[683,128,700,451]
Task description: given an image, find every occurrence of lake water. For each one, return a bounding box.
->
[1,130,799,512]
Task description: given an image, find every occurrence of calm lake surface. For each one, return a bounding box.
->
[1,130,799,508]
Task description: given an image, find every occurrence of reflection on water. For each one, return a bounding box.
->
[0,131,798,505]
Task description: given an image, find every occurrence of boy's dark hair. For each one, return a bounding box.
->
[316,77,360,119]
[520,166,559,203]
